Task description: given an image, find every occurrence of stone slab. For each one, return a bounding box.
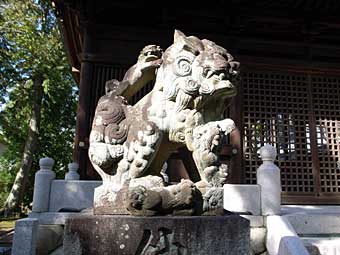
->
[50,246,63,255]
[251,227,267,255]
[266,215,309,255]
[64,215,250,255]
[36,225,64,255]
[302,236,340,255]
[278,236,310,255]
[11,218,38,255]
[223,184,261,215]
[285,214,340,235]
[29,212,82,225]
[241,215,264,227]
[93,184,130,215]
[49,180,102,212]
[282,205,340,215]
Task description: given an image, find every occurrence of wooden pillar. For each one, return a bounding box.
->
[74,24,94,179]
[228,80,244,184]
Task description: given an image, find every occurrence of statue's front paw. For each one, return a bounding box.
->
[141,59,162,72]
[203,164,228,187]
[217,164,229,185]
[128,186,147,210]
[89,143,113,169]
[217,119,235,135]
[126,186,162,216]
[210,133,221,152]
[203,188,223,213]
[195,180,210,189]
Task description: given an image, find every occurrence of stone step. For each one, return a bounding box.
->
[285,214,340,235]
[301,236,340,255]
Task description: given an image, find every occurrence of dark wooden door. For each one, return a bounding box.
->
[242,71,340,204]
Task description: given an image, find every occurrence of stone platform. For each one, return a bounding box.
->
[64,215,250,255]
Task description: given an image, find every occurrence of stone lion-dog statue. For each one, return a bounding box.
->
[89,30,240,215]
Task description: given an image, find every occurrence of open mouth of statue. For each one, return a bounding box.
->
[198,64,237,96]
[202,65,235,80]
[144,50,161,62]
[195,79,236,112]
[199,78,236,97]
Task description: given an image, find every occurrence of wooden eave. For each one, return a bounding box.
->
[53,0,340,82]
[53,0,83,84]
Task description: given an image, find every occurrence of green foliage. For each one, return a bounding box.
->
[0,0,77,208]
[0,155,17,205]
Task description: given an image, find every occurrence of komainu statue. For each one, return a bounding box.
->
[89,30,240,216]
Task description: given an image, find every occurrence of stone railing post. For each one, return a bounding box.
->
[257,144,281,215]
[32,157,55,212]
[65,162,80,180]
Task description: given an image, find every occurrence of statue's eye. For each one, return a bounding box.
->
[203,67,210,77]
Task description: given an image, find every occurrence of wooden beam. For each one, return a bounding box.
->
[73,24,94,179]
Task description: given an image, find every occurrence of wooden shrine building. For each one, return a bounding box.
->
[54,0,340,204]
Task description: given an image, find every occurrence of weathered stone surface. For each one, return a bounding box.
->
[282,205,340,215]
[11,218,38,255]
[278,237,310,255]
[303,237,340,255]
[266,215,309,255]
[223,184,261,215]
[88,30,240,215]
[49,180,101,212]
[93,183,130,215]
[36,225,64,255]
[127,179,203,216]
[201,187,224,215]
[49,246,63,255]
[285,214,340,235]
[241,215,264,227]
[64,215,250,255]
[29,212,81,225]
[251,227,267,255]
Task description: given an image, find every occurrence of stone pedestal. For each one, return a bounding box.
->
[12,218,39,255]
[32,157,55,212]
[257,144,281,216]
[64,215,250,255]
[65,162,80,180]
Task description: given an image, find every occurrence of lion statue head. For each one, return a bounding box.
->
[153,30,239,113]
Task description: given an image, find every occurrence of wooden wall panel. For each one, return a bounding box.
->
[243,71,340,203]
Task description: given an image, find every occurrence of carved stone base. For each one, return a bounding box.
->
[63,215,250,255]
[93,184,130,215]
[94,180,226,216]
[200,187,224,215]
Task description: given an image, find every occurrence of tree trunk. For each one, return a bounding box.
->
[2,75,43,216]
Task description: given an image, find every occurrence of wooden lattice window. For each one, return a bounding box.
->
[312,76,340,194]
[243,71,340,203]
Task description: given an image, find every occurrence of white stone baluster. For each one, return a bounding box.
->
[32,157,55,212]
[257,144,281,215]
[65,162,80,180]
